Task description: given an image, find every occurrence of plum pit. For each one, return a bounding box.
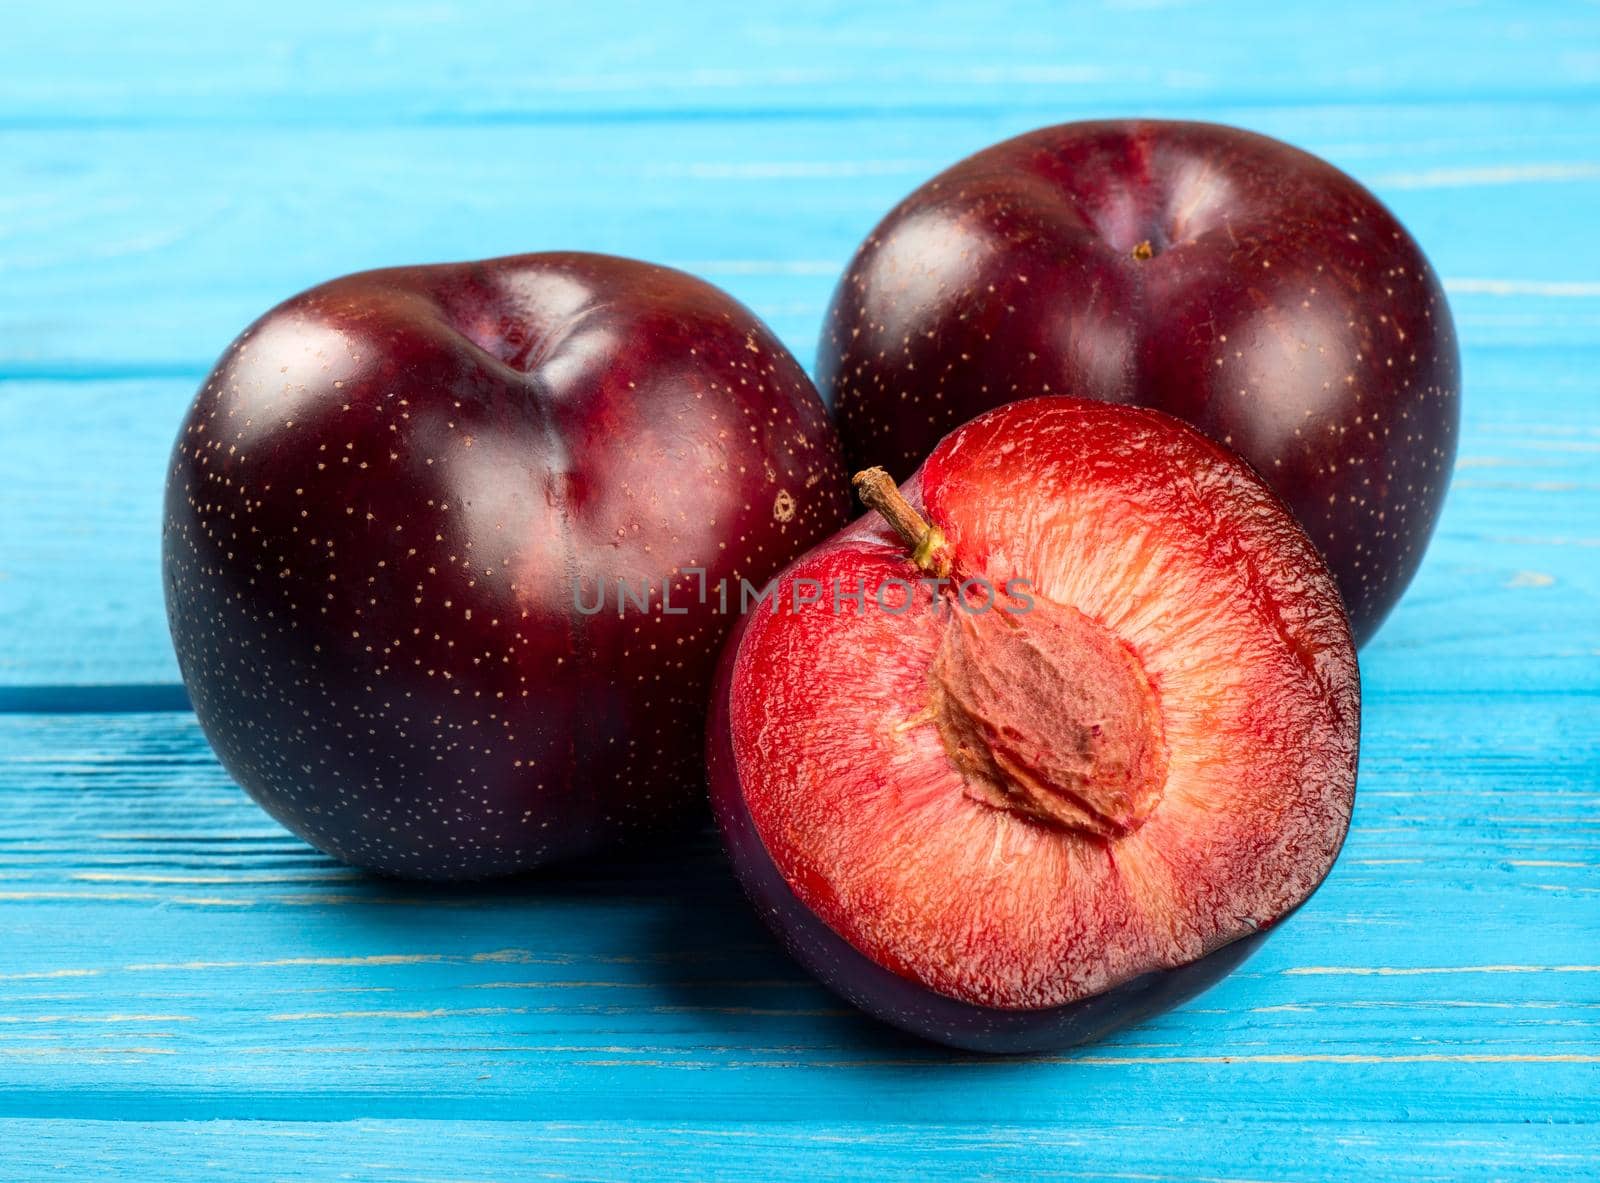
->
[929,597,1167,839]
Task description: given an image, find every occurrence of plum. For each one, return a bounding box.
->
[820,120,1459,643]
[709,397,1359,1051]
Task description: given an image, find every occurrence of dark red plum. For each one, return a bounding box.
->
[709,398,1359,1052]
[819,119,1459,644]
[164,252,849,879]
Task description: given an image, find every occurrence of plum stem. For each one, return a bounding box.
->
[852,467,953,578]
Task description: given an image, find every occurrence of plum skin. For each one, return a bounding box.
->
[819,119,1460,646]
[163,252,849,880]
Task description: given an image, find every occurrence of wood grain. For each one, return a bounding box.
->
[5,101,1600,380]
[4,0,1598,125]
[8,1119,1600,1182]
[0,698,1595,1134]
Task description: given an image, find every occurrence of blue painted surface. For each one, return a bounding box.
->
[2,2,1598,1179]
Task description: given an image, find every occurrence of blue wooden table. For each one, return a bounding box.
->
[4,3,1599,1178]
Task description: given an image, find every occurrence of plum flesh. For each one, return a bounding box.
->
[710,397,1359,1051]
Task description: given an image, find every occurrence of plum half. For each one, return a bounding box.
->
[708,397,1359,1051]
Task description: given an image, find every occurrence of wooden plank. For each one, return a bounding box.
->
[4,1,1598,127]
[0,379,181,689]
[5,1117,1599,1182]
[4,103,1597,698]
[4,102,1600,377]
[4,343,1597,692]
[0,697,1595,1130]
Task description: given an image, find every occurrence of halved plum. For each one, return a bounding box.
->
[708,397,1359,1051]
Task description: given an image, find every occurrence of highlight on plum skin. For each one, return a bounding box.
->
[708,397,1360,1052]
